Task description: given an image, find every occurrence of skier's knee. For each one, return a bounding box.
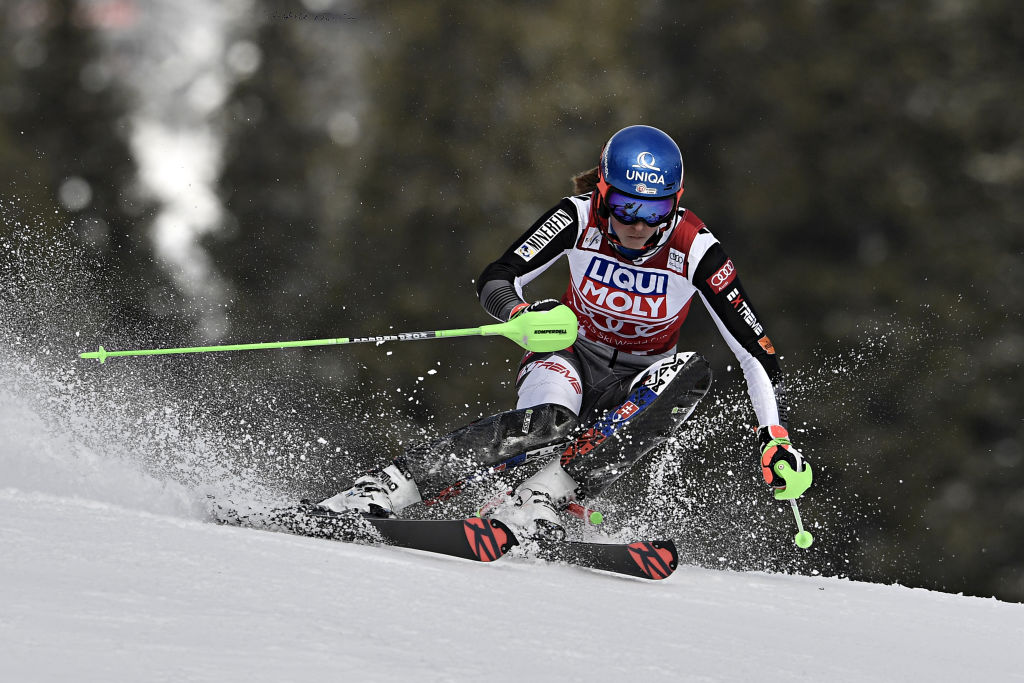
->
[630,351,711,395]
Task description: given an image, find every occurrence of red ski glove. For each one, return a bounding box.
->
[756,425,811,498]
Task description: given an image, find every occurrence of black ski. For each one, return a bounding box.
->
[530,538,679,580]
[210,499,517,563]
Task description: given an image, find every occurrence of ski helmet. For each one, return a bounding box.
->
[595,125,685,261]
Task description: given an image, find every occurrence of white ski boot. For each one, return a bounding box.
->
[482,459,578,540]
[317,463,422,517]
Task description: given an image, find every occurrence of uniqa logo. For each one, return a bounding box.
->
[625,169,666,186]
[633,152,661,171]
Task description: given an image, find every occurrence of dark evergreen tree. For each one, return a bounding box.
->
[0,0,182,340]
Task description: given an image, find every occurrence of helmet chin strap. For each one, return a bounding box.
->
[607,220,675,264]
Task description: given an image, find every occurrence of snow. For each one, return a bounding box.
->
[2,479,1022,681]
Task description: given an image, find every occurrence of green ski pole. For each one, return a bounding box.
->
[81,305,578,364]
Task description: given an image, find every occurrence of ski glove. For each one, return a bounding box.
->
[508,298,562,321]
[757,425,812,499]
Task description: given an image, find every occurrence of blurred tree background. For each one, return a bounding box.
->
[2,0,1021,600]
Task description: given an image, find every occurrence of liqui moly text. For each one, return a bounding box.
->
[579,257,667,318]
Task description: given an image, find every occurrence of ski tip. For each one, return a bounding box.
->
[463,517,519,562]
[627,540,679,580]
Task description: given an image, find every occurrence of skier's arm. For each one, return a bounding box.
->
[477,200,580,321]
[690,240,787,428]
[689,238,811,496]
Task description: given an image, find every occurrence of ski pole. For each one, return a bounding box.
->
[789,499,814,548]
[80,305,578,363]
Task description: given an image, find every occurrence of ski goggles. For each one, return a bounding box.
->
[604,189,676,227]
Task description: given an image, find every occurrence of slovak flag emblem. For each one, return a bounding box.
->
[614,401,640,422]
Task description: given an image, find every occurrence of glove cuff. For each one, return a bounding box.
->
[508,302,531,320]
[756,424,790,455]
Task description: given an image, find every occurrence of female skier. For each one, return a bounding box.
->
[318,124,810,539]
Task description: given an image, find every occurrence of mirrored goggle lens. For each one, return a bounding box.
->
[605,190,675,226]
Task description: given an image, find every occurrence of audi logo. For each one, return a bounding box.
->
[710,260,734,286]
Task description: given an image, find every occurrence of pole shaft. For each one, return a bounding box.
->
[789,499,806,533]
[81,328,479,361]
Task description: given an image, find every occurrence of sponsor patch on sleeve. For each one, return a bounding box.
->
[581,226,602,250]
[516,243,539,260]
[515,209,574,261]
[757,336,776,354]
[706,259,736,294]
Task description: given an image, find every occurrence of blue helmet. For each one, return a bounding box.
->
[598,125,684,199]
[595,125,685,262]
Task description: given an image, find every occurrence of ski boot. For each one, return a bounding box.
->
[481,459,578,541]
[317,463,422,518]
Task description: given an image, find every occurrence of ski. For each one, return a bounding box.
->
[210,499,517,563]
[529,538,679,580]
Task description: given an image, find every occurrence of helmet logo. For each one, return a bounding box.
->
[633,152,661,172]
[626,169,666,191]
[627,150,666,191]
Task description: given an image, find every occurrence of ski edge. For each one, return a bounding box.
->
[531,538,680,580]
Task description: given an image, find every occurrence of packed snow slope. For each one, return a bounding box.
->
[2,488,1022,682]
